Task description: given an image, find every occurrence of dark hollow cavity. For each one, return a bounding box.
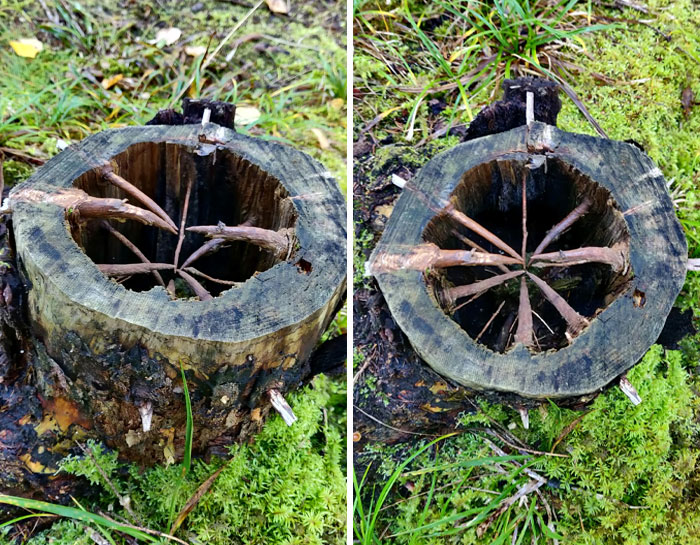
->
[422,156,632,353]
[70,142,298,297]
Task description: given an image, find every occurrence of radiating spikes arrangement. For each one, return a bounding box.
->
[514,277,534,348]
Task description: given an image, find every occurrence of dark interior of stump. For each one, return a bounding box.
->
[423,156,632,353]
[71,142,298,298]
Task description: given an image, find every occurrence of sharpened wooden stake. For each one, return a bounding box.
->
[177,269,213,301]
[530,244,628,273]
[514,277,534,348]
[187,224,291,257]
[181,238,229,269]
[445,270,524,305]
[269,389,297,426]
[525,91,534,126]
[184,267,242,287]
[100,221,166,287]
[97,263,174,276]
[101,168,178,232]
[173,176,194,267]
[527,273,589,336]
[531,197,593,257]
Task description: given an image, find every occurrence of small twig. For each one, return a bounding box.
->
[531,244,628,273]
[181,238,229,269]
[445,270,524,305]
[268,389,297,426]
[78,442,143,526]
[531,197,593,257]
[101,167,177,232]
[443,203,523,261]
[475,301,505,342]
[619,374,642,405]
[453,230,510,273]
[353,405,441,436]
[173,176,194,268]
[187,224,291,257]
[177,269,213,301]
[527,273,589,337]
[100,222,165,287]
[183,267,242,287]
[0,146,46,165]
[514,277,534,348]
[98,263,174,276]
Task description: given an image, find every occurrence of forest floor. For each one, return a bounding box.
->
[353,0,700,543]
[0,1,347,544]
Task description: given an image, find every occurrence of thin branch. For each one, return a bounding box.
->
[475,300,505,342]
[187,224,291,257]
[521,171,528,260]
[74,197,177,233]
[177,269,213,301]
[527,273,589,336]
[181,238,229,269]
[453,230,510,273]
[445,270,524,304]
[443,203,522,261]
[173,176,194,268]
[101,167,177,232]
[514,277,534,348]
[531,197,592,256]
[530,243,628,273]
[183,267,242,287]
[98,263,174,276]
[370,243,520,274]
[100,222,165,287]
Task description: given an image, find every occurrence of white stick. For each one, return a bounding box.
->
[526,91,534,126]
[269,389,297,426]
[619,375,642,405]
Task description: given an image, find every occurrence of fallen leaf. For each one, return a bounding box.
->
[185,45,207,57]
[101,73,123,90]
[329,98,345,110]
[265,0,289,14]
[9,38,43,59]
[235,106,261,125]
[310,128,330,150]
[153,27,181,47]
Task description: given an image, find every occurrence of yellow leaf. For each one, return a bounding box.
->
[265,0,289,14]
[101,73,123,90]
[310,128,330,150]
[329,98,345,110]
[9,38,43,59]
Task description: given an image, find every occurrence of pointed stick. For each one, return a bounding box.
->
[181,238,228,269]
[100,221,165,287]
[521,172,528,260]
[445,270,523,305]
[75,197,177,233]
[453,230,510,274]
[531,197,593,257]
[177,269,213,301]
[187,224,291,258]
[530,244,628,273]
[98,263,174,276]
[183,267,242,287]
[101,167,178,232]
[526,273,589,336]
[443,203,522,261]
[173,176,194,268]
[475,300,505,342]
[370,243,521,274]
[514,277,534,348]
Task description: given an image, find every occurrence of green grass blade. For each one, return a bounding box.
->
[180,364,193,477]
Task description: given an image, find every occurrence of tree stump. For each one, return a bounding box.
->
[368,122,686,399]
[0,122,345,499]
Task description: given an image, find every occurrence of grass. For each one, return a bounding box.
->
[0,1,347,543]
[353,0,700,543]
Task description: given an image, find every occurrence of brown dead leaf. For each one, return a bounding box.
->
[170,465,226,534]
[43,397,91,431]
[265,0,289,14]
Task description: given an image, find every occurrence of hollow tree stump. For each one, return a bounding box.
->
[0,122,345,499]
[368,121,686,399]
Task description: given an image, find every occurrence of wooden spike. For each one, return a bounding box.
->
[177,269,213,301]
[530,244,628,273]
[181,238,228,269]
[183,267,242,287]
[514,277,534,348]
[173,176,194,268]
[531,197,593,257]
[100,221,165,287]
[443,203,522,261]
[75,197,177,234]
[101,168,178,232]
[98,263,174,276]
[452,230,510,273]
[445,270,524,305]
[526,273,589,336]
[187,224,291,257]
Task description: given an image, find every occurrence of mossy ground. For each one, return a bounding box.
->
[0,1,347,543]
[353,0,700,542]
